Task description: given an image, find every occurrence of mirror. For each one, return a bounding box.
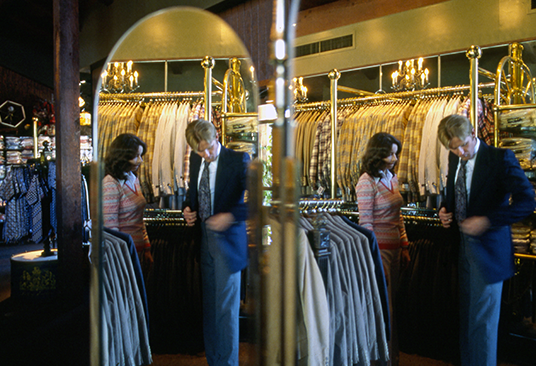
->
[92,6,259,364]
[299,39,536,102]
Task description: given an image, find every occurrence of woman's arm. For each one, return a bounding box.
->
[102,177,121,231]
[356,174,376,231]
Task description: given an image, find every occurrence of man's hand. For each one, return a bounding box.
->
[206,212,235,232]
[460,216,490,236]
[439,206,453,228]
[183,206,197,226]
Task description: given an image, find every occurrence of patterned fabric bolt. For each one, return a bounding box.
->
[455,160,468,222]
[199,161,211,221]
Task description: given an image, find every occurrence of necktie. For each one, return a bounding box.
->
[199,161,211,221]
[455,159,468,222]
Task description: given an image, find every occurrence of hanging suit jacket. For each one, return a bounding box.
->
[187,144,250,273]
[444,139,536,284]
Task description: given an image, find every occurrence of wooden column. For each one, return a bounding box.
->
[53,0,84,301]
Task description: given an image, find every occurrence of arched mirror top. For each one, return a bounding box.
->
[109,6,249,62]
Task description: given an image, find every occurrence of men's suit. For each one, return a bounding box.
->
[187,144,250,366]
[444,139,535,365]
[445,139,535,283]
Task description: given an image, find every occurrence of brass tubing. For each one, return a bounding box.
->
[511,43,524,105]
[329,69,340,199]
[221,112,259,118]
[202,56,215,122]
[514,253,536,261]
[212,77,224,91]
[268,1,300,365]
[337,85,374,96]
[495,103,536,111]
[164,60,168,92]
[478,67,496,81]
[33,117,38,159]
[494,56,510,147]
[466,45,481,131]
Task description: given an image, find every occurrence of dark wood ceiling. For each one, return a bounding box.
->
[0,0,338,86]
[0,0,338,57]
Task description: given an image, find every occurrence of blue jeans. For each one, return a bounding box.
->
[200,223,241,366]
[458,233,503,366]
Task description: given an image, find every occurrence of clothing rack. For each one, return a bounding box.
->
[313,49,498,198]
[335,82,495,105]
[98,91,213,103]
[293,101,331,112]
[299,198,440,219]
[143,208,186,225]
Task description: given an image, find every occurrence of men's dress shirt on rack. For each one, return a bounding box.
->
[455,159,468,222]
[199,161,211,221]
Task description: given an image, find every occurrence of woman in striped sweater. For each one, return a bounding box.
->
[103,133,153,271]
[356,132,410,366]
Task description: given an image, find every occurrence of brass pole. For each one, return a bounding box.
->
[329,69,340,199]
[164,60,168,92]
[202,56,215,122]
[33,117,39,159]
[438,55,441,88]
[267,1,300,365]
[511,43,524,105]
[466,45,481,131]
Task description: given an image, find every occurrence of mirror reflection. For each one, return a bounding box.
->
[93,6,259,365]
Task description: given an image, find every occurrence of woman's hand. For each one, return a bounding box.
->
[400,247,411,270]
[143,249,154,266]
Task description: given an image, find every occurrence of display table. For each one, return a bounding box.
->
[10,249,58,300]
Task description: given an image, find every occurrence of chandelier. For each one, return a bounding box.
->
[391,58,429,91]
[101,61,139,93]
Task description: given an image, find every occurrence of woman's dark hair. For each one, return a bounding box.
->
[360,132,402,178]
[104,133,146,180]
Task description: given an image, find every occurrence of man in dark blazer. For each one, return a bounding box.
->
[437,114,535,366]
[183,119,250,366]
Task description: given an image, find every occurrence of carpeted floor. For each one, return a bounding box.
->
[0,244,528,366]
[150,348,521,366]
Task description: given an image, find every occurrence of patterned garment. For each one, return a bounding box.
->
[102,174,150,253]
[356,172,408,250]
[198,161,211,221]
[455,160,468,222]
[26,173,45,244]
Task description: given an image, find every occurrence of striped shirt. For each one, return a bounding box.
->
[103,174,150,253]
[356,172,408,250]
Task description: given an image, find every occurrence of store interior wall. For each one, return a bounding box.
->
[292,0,536,101]
[294,0,536,77]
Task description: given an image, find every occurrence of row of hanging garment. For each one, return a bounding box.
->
[337,203,461,363]
[0,161,90,245]
[101,228,152,366]
[0,162,53,244]
[267,210,389,366]
[142,213,205,355]
[399,95,495,202]
[293,106,331,190]
[98,98,222,207]
[293,94,495,203]
[397,214,460,363]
